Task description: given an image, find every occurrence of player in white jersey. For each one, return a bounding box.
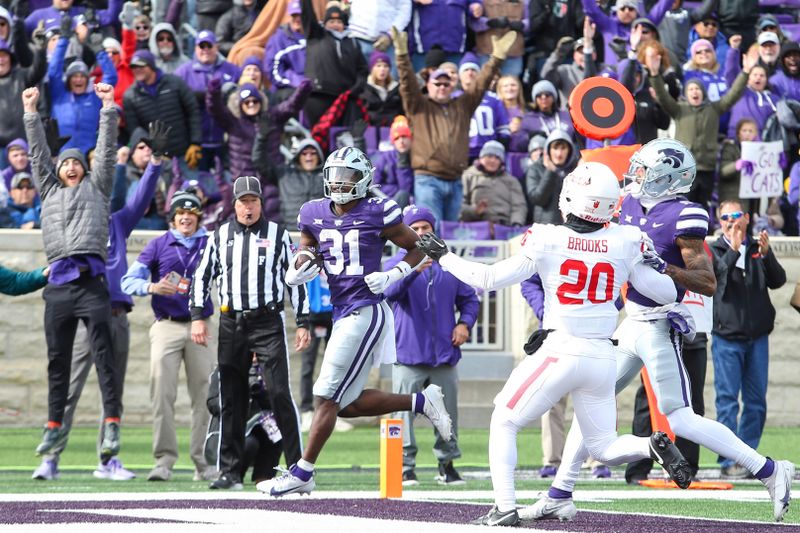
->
[416,162,693,527]
[526,139,794,524]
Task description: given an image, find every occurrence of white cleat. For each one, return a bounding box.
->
[518,494,578,521]
[93,457,136,480]
[421,384,452,441]
[762,459,795,522]
[257,466,315,497]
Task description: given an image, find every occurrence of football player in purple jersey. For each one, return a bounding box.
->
[257,146,455,497]
[526,139,794,523]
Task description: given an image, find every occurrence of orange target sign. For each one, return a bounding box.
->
[569,77,635,141]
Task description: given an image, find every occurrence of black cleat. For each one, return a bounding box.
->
[649,431,692,489]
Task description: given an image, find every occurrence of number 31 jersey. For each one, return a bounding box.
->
[298,196,402,320]
[522,223,646,339]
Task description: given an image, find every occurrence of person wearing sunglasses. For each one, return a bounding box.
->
[148,23,189,75]
[23,0,122,38]
[175,29,240,173]
[708,199,786,479]
[687,14,731,71]
[579,0,674,67]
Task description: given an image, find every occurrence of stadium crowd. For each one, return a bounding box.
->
[0,0,796,494]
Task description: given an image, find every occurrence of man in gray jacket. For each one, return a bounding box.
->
[22,83,123,464]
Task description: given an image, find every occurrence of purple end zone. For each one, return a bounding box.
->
[0,498,797,532]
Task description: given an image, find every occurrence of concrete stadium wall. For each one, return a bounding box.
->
[1,229,799,429]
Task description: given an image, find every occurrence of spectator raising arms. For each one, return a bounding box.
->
[301,0,368,127]
[394,25,517,222]
[23,83,124,466]
[648,46,749,210]
[0,39,46,153]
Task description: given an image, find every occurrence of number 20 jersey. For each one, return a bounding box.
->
[522,223,647,339]
[298,197,402,320]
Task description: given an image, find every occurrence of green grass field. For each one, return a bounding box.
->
[1,426,797,524]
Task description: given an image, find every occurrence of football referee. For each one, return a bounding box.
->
[190,176,311,490]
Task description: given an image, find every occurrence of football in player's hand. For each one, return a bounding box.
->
[294,248,324,271]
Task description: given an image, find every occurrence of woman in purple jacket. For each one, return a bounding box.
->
[509,80,573,153]
[384,206,480,487]
[206,76,311,221]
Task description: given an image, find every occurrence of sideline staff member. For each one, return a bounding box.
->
[190,176,310,490]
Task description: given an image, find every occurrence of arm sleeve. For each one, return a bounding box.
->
[47,38,69,101]
[190,231,218,319]
[96,0,122,27]
[439,251,538,290]
[724,48,741,87]
[649,73,681,117]
[0,265,47,295]
[24,47,47,87]
[716,71,747,113]
[23,112,58,199]
[179,80,203,145]
[301,0,323,40]
[206,81,235,131]
[119,161,162,236]
[520,274,545,321]
[120,260,154,296]
[689,0,718,23]
[628,263,678,304]
[282,229,310,326]
[90,107,120,198]
[646,0,673,25]
[397,51,423,115]
[763,250,787,290]
[97,50,118,86]
[455,282,480,329]
[110,163,128,212]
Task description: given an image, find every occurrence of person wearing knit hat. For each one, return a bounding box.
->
[384,203,479,486]
[683,39,727,113]
[372,117,413,207]
[461,138,526,226]
[527,133,547,163]
[120,164,217,484]
[508,78,574,152]
[64,60,90,92]
[239,56,265,89]
[362,49,403,126]
[323,3,348,31]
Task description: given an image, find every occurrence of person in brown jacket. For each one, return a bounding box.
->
[391,26,517,223]
[460,140,527,227]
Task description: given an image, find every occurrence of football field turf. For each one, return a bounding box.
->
[0,426,796,527]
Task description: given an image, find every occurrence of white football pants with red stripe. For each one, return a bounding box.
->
[488,335,651,512]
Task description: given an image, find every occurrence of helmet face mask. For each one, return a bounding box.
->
[323,147,373,205]
[624,139,696,199]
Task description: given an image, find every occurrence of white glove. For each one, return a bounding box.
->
[364,262,412,294]
[285,257,320,287]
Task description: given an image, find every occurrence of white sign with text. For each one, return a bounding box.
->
[739,141,784,199]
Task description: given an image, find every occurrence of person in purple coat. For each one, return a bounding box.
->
[408,0,484,71]
[581,0,672,67]
[385,205,479,486]
[372,118,414,208]
[206,76,312,182]
[262,0,306,100]
[24,0,122,37]
[175,30,240,172]
[724,47,777,139]
[121,190,217,483]
[509,80,573,153]
[32,122,168,483]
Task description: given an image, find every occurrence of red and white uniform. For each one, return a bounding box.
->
[439,222,677,512]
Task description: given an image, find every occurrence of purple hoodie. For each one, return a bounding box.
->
[384,249,479,366]
[263,24,307,89]
[372,149,414,199]
[24,0,122,36]
[724,49,777,139]
[408,0,478,55]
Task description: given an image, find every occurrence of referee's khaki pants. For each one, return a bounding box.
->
[149,318,215,472]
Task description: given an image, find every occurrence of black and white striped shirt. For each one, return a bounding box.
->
[190,217,309,324]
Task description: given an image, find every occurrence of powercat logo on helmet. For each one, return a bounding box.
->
[659,148,684,168]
